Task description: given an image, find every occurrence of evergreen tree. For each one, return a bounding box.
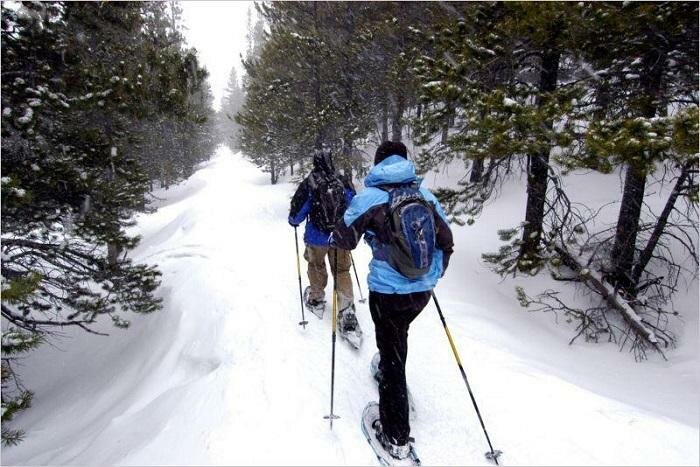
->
[569,2,699,295]
[219,67,245,151]
[414,3,584,271]
[237,2,448,182]
[1,1,215,443]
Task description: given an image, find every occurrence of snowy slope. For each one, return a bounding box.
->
[3,146,698,466]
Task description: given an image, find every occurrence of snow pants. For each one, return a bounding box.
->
[369,290,432,446]
[304,245,353,303]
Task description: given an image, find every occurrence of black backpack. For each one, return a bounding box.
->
[381,184,436,279]
[308,172,347,233]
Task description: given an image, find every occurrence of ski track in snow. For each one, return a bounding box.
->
[3,146,698,466]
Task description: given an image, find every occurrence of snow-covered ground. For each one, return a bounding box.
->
[3,146,698,466]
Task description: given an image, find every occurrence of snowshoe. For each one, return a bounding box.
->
[303,286,325,319]
[361,402,421,467]
[338,303,363,350]
[370,353,416,420]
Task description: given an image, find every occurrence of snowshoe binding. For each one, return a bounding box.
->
[361,402,420,466]
[337,303,363,350]
[303,286,325,319]
[370,353,416,420]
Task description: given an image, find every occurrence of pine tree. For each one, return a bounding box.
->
[414,3,585,272]
[237,2,448,182]
[219,67,245,150]
[569,2,699,295]
[1,1,215,443]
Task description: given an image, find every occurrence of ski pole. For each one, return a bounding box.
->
[350,253,367,304]
[431,290,502,464]
[293,227,309,328]
[324,248,340,429]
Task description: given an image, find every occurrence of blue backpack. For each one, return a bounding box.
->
[381,184,436,279]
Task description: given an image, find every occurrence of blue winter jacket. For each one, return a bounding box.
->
[288,174,355,246]
[331,155,454,294]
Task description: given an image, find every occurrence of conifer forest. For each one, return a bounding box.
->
[1,2,698,466]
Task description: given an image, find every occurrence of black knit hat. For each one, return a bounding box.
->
[312,147,335,174]
[374,141,408,165]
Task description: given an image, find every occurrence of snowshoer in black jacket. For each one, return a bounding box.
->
[331,141,454,461]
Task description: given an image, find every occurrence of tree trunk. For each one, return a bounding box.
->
[441,102,454,144]
[610,45,665,294]
[631,162,693,286]
[391,92,405,142]
[380,94,389,142]
[469,158,484,183]
[554,245,665,357]
[519,48,560,262]
[107,242,121,268]
[270,158,277,185]
[611,166,646,292]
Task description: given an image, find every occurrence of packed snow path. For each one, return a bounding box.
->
[4,147,698,465]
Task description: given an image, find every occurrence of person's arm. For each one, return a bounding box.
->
[422,189,454,275]
[331,188,385,250]
[434,208,454,275]
[341,173,356,196]
[289,179,311,226]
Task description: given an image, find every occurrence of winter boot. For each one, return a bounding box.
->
[338,303,359,332]
[361,402,420,466]
[303,286,325,319]
[374,419,410,460]
[337,302,363,349]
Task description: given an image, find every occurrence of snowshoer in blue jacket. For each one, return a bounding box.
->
[288,149,359,334]
[331,141,454,461]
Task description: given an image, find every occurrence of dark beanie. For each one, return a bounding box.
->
[374,141,408,165]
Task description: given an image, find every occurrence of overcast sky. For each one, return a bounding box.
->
[180,1,254,111]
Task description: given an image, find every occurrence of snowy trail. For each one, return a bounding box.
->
[4,147,698,466]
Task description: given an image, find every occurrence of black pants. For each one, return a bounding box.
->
[369,290,432,446]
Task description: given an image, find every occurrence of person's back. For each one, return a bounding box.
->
[331,141,454,461]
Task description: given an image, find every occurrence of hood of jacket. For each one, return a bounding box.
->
[364,155,419,188]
